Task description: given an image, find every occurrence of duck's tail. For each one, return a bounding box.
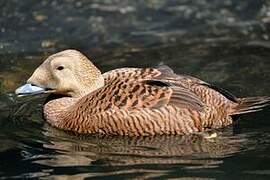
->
[230,96,270,115]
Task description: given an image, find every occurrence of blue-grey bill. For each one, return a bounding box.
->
[15,83,46,96]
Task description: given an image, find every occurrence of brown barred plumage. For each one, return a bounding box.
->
[20,49,270,136]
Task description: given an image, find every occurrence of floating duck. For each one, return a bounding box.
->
[15,50,270,136]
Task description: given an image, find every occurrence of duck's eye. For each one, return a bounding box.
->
[57,66,64,71]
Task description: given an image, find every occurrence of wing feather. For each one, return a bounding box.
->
[76,68,205,115]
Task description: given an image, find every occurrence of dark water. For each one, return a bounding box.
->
[1,0,270,179]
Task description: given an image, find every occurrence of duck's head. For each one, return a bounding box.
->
[15,49,104,98]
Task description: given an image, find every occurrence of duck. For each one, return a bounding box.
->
[15,49,270,136]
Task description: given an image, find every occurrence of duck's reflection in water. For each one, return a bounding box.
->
[30,123,255,179]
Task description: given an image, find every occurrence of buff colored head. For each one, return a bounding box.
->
[16,49,104,98]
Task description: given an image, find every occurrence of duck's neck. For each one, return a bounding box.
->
[73,76,105,98]
[43,97,79,128]
[43,76,105,131]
